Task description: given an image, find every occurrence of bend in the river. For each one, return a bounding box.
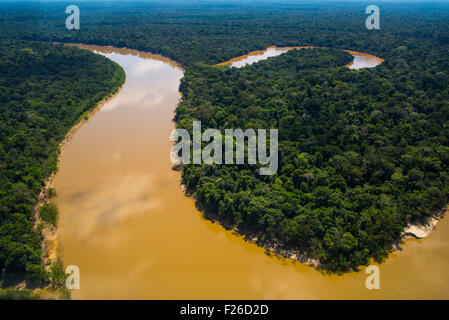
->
[215,45,385,69]
[52,44,449,299]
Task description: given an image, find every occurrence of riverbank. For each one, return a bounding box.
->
[402,206,448,239]
[32,79,126,276]
[189,188,448,272]
[184,188,324,270]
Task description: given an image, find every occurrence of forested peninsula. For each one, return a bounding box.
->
[0,40,125,288]
[178,47,449,271]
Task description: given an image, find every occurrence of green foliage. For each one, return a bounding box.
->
[39,203,58,227]
[25,264,49,287]
[49,260,66,289]
[46,188,57,199]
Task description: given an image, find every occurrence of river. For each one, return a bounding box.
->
[53,44,449,299]
[215,46,385,69]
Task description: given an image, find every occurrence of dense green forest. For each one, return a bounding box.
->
[0,1,448,273]
[0,40,125,286]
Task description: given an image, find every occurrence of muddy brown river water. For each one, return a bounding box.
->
[52,44,449,299]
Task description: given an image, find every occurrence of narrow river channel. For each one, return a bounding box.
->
[53,44,449,299]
